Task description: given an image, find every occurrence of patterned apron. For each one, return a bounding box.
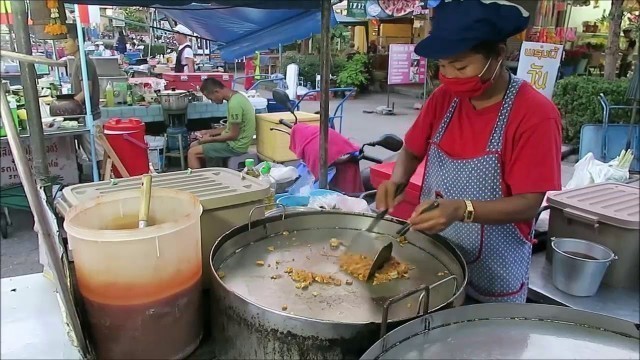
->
[420,76,532,303]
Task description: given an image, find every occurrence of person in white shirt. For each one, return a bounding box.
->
[173,24,195,73]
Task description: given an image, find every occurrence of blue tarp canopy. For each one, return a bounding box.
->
[63,1,336,61]
[64,1,326,9]
[156,4,336,61]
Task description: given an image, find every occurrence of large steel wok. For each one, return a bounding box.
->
[209,210,467,359]
[361,303,640,359]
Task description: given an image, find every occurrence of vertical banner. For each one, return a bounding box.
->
[77,4,90,25]
[516,42,563,99]
[388,44,426,85]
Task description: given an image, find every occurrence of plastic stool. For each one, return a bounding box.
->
[226,152,259,171]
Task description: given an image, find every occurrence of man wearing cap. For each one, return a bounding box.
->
[173,24,195,73]
[62,25,104,173]
[376,0,562,304]
[619,27,636,78]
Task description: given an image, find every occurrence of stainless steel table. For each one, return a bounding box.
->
[528,252,639,323]
[0,127,90,144]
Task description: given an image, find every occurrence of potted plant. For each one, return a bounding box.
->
[336,53,370,98]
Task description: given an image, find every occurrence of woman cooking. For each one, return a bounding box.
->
[376,0,562,304]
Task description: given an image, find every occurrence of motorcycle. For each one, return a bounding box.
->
[271,89,403,195]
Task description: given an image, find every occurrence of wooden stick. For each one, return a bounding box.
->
[96,134,130,178]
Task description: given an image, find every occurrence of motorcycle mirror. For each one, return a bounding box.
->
[373,134,404,152]
[272,89,295,114]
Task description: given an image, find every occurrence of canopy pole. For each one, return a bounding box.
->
[11,0,51,188]
[75,4,99,182]
[319,0,331,189]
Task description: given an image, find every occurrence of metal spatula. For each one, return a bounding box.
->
[365,200,441,281]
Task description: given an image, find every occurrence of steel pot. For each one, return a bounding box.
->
[209,210,467,359]
[361,303,639,359]
[156,88,189,112]
[49,94,84,117]
[551,238,617,297]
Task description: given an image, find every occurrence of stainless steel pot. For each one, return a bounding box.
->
[551,238,617,297]
[361,303,639,359]
[156,88,189,112]
[209,210,467,359]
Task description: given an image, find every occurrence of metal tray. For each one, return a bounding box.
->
[211,210,467,324]
[361,303,640,359]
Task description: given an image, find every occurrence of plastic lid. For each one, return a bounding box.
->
[260,163,271,175]
[245,159,255,167]
[547,182,639,229]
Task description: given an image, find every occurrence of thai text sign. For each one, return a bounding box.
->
[1,137,78,186]
[516,42,563,99]
[388,44,426,85]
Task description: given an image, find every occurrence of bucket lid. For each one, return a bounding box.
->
[547,183,640,229]
[104,118,145,131]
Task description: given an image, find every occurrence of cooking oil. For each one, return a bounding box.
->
[241,159,260,178]
[259,162,277,211]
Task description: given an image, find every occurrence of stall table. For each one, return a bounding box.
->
[528,252,639,324]
[1,273,81,359]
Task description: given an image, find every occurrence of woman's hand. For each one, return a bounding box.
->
[408,199,465,233]
[375,181,404,211]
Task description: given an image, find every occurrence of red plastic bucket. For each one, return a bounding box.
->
[104,118,149,178]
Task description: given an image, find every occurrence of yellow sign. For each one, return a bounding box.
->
[516,42,563,99]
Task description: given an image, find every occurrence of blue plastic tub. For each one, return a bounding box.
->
[276,195,310,207]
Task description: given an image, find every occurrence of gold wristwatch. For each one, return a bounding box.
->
[462,200,475,223]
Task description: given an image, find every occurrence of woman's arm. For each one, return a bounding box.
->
[408,194,545,233]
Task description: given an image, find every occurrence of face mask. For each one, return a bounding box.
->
[439,59,503,98]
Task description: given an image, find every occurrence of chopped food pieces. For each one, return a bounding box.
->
[287,268,343,289]
[339,253,414,285]
[282,304,288,311]
[437,270,450,276]
[271,274,282,280]
[217,271,225,279]
[397,235,409,246]
[267,246,275,252]
[256,260,265,266]
[282,231,290,236]
[345,279,353,286]
[329,238,341,250]
[284,267,294,274]
[312,291,319,297]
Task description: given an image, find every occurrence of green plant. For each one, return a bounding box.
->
[122,7,147,33]
[281,53,346,85]
[553,76,631,144]
[142,44,167,57]
[336,53,370,90]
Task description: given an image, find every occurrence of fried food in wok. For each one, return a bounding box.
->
[287,268,343,289]
[339,253,414,285]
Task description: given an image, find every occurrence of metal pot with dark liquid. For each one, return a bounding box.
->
[49,94,85,117]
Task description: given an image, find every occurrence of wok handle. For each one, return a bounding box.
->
[379,275,457,342]
[248,203,286,230]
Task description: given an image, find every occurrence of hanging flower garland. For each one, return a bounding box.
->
[44,0,67,36]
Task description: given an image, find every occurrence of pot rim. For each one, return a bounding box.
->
[209,210,468,326]
[551,237,617,263]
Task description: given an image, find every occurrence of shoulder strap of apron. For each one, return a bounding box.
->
[432,98,459,144]
[486,76,523,152]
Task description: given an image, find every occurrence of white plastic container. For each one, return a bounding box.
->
[145,135,165,172]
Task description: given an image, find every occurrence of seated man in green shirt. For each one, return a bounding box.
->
[187,78,256,169]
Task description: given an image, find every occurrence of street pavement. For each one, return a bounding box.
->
[0,90,577,278]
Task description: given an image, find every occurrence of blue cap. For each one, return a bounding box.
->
[415,0,530,59]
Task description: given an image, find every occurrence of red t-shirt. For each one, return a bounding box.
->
[404,82,562,238]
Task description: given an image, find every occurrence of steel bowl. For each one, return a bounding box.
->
[157,88,189,112]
